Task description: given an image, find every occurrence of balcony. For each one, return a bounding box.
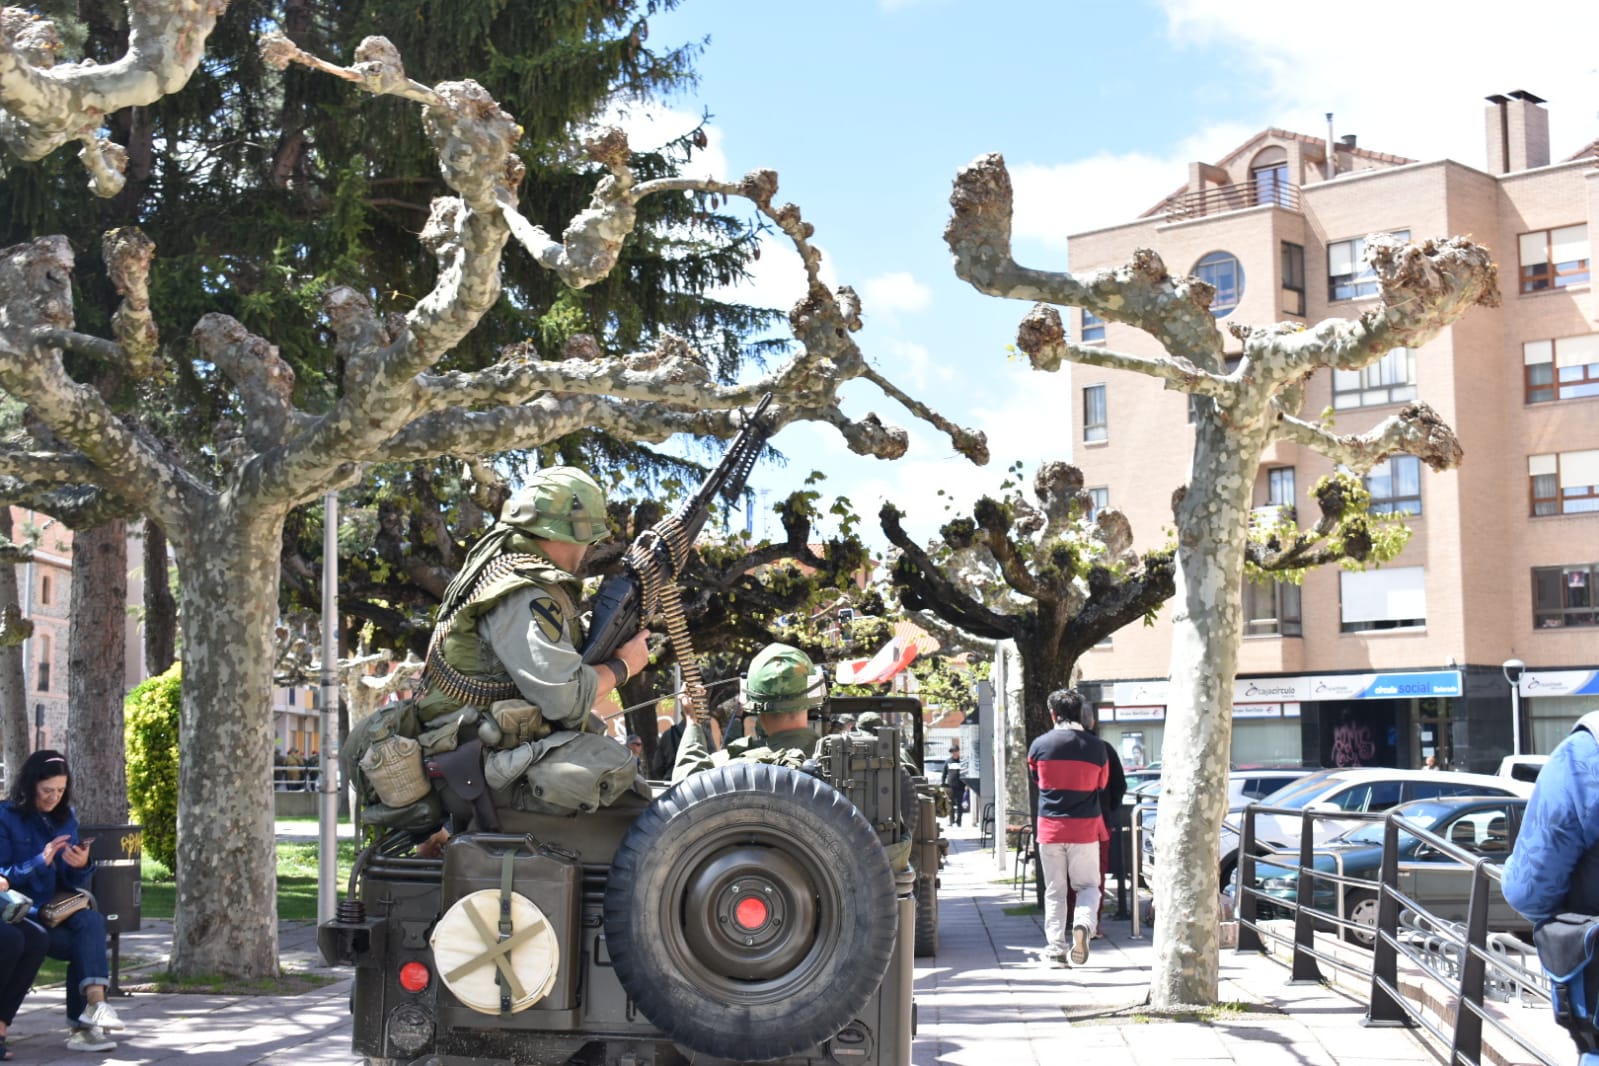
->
[1163,182,1301,222]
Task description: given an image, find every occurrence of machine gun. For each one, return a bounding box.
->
[580,395,773,711]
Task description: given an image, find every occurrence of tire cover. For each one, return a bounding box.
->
[604,762,898,1061]
[430,889,561,1013]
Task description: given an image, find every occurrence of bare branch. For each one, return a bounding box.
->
[946,152,1224,362]
[1013,304,1234,397]
[0,1,229,196]
[103,227,159,374]
[1233,235,1499,373]
[1273,402,1463,473]
[881,503,1018,642]
[192,314,315,451]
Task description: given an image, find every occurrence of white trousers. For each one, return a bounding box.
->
[1039,840,1101,952]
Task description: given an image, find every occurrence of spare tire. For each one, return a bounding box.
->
[604,762,897,1061]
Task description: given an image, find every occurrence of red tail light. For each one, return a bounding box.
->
[398,961,430,993]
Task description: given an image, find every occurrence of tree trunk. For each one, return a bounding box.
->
[67,520,129,824]
[0,508,29,781]
[1149,415,1265,1009]
[169,504,286,979]
[143,520,177,676]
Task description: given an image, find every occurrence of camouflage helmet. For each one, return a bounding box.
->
[500,466,609,544]
[856,711,884,732]
[743,643,826,715]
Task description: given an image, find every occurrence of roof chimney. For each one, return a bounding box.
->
[1485,90,1550,175]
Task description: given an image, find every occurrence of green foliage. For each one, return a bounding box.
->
[1243,471,1411,585]
[909,654,990,720]
[125,664,182,873]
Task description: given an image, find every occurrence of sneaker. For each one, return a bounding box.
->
[78,1001,123,1030]
[66,1027,117,1053]
[1042,946,1069,966]
[1071,925,1091,965]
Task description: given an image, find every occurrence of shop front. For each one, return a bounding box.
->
[1518,669,1599,753]
[1097,669,1464,771]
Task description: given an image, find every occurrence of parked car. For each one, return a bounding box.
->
[1244,794,1529,945]
[1144,767,1531,890]
[1131,768,1314,811]
[1496,754,1549,784]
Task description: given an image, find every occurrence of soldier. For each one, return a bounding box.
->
[418,466,650,733]
[671,643,825,781]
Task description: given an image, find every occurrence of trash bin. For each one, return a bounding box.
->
[81,824,141,934]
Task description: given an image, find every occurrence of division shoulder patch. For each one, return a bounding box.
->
[528,591,565,644]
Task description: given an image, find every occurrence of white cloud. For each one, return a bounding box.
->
[1157,0,1599,169]
[874,338,952,392]
[861,271,933,316]
[1010,122,1258,251]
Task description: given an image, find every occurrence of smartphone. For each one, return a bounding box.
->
[77,838,96,847]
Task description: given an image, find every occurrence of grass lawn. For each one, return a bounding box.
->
[137,825,357,922]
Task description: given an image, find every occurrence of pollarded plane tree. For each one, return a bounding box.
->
[882,461,1411,824]
[0,7,985,978]
[882,460,1176,816]
[944,152,1498,1008]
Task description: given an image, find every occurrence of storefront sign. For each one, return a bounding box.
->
[1519,670,1599,697]
[1231,703,1282,718]
[1115,706,1165,721]
[1115,670,1461,708]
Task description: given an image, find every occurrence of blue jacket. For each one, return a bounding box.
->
[1503,714,1599,925]
[0,800,93,916]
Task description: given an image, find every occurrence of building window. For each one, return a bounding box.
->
[1194,251,1243,317]
[1253,161,1291,209]
[1281,241,1306,316]
[1340,566,1426,632]
[1533,564,1598,628]
[1524,334,1599,404]
[39,574,51,606]
[1328,230,1410,301]
[1364,455,1422,515]
[1333,348,1415,409]
[1530,451,1599,516]
[1267,467,1296,509]
[35,633,51,692]
[1080,309,1105,345]
[1087,487,1108,520]
[1519,225,1590,294]
[1083,384,1107,443]
[1243,577,1302,637]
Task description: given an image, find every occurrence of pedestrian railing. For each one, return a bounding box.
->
[1232,803,1559,1066]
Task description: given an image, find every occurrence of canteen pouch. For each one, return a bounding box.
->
[360,733,432,808]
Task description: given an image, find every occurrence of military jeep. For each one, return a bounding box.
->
[319,719,918,1066]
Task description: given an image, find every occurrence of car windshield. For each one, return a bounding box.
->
[1335,800,1457,847]
[1261,773,1342,809]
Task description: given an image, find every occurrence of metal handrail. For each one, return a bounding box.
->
[1231,800,1556,1066]
[1161,182,1301,221]
[1129,801,1156,938]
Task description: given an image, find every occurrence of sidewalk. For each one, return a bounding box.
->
[3,822,1458,1065]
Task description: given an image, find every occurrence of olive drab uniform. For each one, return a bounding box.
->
[345,467,648,829]
[668,719,822,782]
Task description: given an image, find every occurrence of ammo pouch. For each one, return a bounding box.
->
[485,730,649,816]
[1534,912,1599,1053]
[428,739,500,833]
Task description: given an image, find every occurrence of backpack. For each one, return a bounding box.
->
[1535,913,1599,1055]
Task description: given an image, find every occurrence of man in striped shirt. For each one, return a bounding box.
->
[1027,688,1110,967]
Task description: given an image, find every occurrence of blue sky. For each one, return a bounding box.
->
[617,0,1599,548]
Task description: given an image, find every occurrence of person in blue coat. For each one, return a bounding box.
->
[0,751,122,1052]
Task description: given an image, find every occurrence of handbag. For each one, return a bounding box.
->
[0,888,31,924]
[37,888,91,928]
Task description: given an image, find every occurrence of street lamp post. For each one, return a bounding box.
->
[1502,658,1526,757]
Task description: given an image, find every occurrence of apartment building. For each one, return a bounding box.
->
[1067,92,1598,775]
